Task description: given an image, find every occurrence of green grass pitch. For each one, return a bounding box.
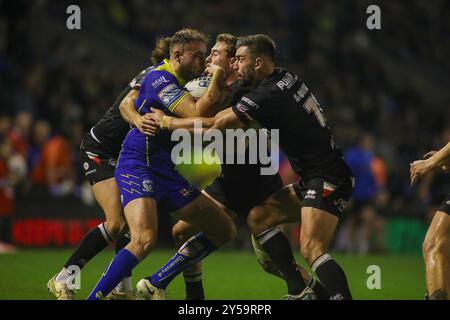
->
[0,249,426,300]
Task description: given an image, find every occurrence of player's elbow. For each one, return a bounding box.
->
[204,90,222,106]
[120,90,139,113]
[119,98,131,117]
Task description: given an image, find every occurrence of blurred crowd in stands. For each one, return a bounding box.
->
[1,0,449,252]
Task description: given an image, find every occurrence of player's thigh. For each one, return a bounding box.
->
[172,190,238,245]
[261,184,302,223]
[202,190,237,219]
[248,184,301,229]
[172,193,236,242]
[124,197,158,246]
[92,177,125,222]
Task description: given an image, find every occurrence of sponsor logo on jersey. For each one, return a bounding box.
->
[333,198,348,212]
[85,151,101,166]
[236,102,250,112]
[235,102,255,121]
[304,189,317,200]
[236,102,249,112]
[83,162,89,170]
[276,72,298,90]
[294,83,309,100]
[180,186,195,198]
[241,97,260,109]
[129,78,138,89]
[129,67,152,88]
[142,179,153,193]
[108,159,117,167]
[151,76,171,88]
[198,80,209,87]
[85,169,97,176]
[158,83,183,107]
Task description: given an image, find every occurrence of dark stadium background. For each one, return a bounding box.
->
[0,0,449,299]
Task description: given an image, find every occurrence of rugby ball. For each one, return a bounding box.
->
[184,76,211,99]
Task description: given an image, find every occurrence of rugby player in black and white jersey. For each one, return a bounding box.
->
[46,39,167,300]
[150,34,355,300]
[411,140,450,300]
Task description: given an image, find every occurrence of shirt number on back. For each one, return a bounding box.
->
[293,84,326,128]
[303,95,326,128]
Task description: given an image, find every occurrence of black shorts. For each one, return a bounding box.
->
[293,160,355,216]
[80,133,118,186]
[438,194,450,215]
[203,173,283,216]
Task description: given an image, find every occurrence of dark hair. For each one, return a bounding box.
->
[236,34,276,60]
[216,33,238,57]
[170,28,209,52]
[151,37,171,65]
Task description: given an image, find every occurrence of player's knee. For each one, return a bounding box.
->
[247,208,275,235]
[131,230,157,256]
[226,220,238,243]
[246,213,258,233]
[171,224,190,247]
[301,239,325,265]
[422,237,434,258]
[217,218,237,246]
[423,233,439,258]
[106,216,127,240]
[423,235,450,258]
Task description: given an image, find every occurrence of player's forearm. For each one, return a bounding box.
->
[430,141,450,168]
[161,116,215,132]
[119,90,140,126]
[194,69,226,117]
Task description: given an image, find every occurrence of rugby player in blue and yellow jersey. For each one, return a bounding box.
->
[86,29,236,300]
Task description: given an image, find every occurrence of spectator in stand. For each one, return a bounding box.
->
[0,134,26,253]
[0,136,14,251]
[0,115,12,137]
[31,121,75,197]
[341,133,386,254]
[7,111,32,158]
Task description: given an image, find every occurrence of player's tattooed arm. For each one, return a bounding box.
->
[119,89,159,136]
[410,140,450,185]
[172,63,226,118]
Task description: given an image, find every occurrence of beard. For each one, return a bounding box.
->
[178,64,202,82]
[238,69,256,87]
